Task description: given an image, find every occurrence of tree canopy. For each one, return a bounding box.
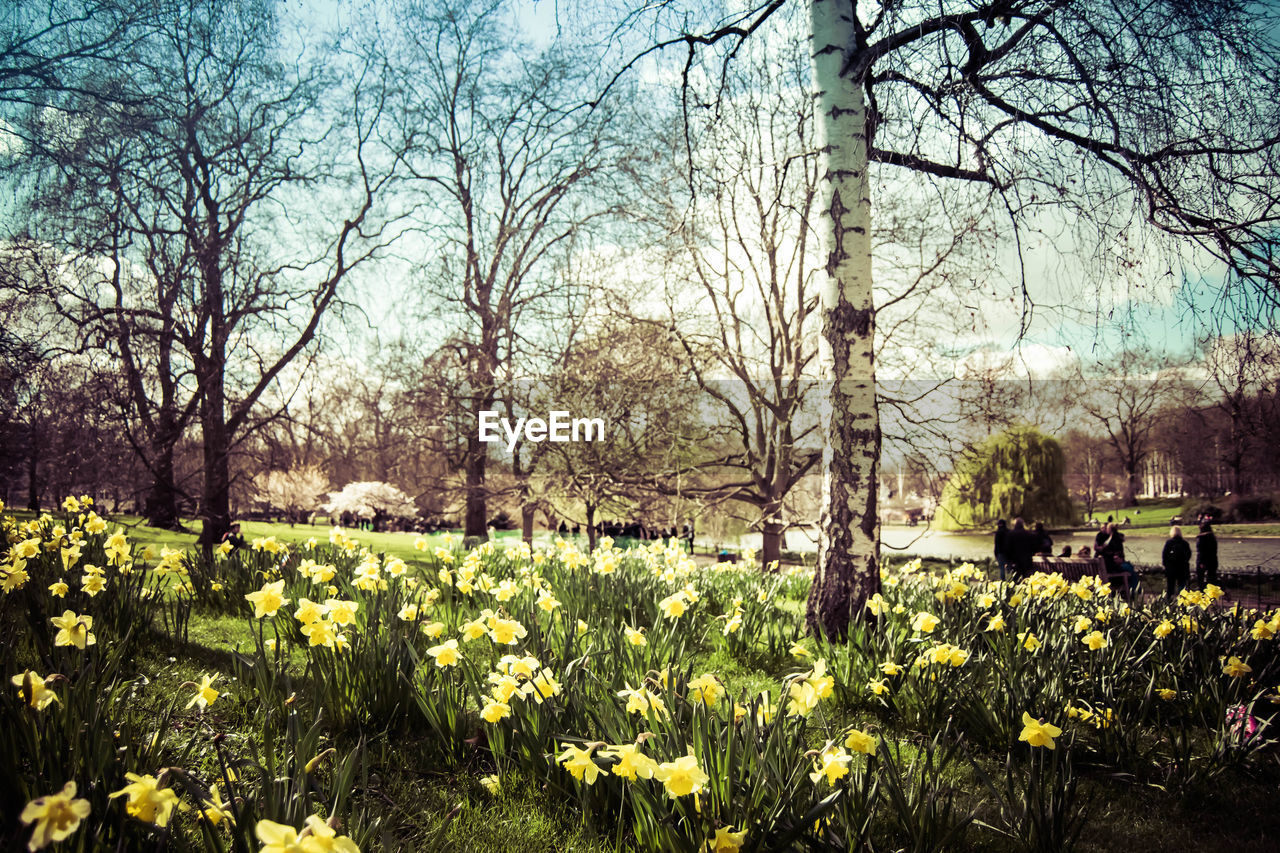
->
[936,425,1075,530]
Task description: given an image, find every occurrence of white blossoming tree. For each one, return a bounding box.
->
[322,481,419,528]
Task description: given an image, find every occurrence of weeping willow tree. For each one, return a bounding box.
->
[936,426,1074,531]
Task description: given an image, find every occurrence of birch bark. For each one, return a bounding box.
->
[805,0,881,637]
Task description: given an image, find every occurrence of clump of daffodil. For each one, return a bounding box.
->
[256,815,360,853]
[787,659,834,717]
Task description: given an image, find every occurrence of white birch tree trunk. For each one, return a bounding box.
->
[805,0,882,637]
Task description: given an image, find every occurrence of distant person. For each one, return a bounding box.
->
[993,519,1010,580]
[1162,525,1192,598]
[1099,522,1139,596]
[221,522,247,551]
[1059,545,1073,558]
[1094,522,1111,553]
[1077,545,1092,559]
[1008,517,1037,581]
[1196,522,1219,589]
[1098,522,1125,569]
[1033,522,1053,556]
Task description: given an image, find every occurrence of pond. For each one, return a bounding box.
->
[735,527,1280,572]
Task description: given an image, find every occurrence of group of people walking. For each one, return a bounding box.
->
[992,517,1057,582]
[992,515,1221,599]
[1161,522,1218,598]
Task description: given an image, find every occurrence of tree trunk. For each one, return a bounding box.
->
[585,502,597,552]
[198,372,232,553]
[521,502,536,545]
[463,430,488,541]
[761,501,785,571]
[145,438,181,531]
[26,416,39,511]
[1123,468,1138,507]
[805,0,881,639]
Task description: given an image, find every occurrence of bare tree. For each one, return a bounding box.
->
[387,0,624,541]
[16,0,401,544]
[1196,331,1280,495]
[1059,428,1111,519]
[1076,349,1182,507]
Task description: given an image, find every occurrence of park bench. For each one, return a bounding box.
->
[1031,555,1132,596]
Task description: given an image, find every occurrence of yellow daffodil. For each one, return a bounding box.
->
[1018,712,1062,749]
[323,599,358,626]
[11,670,60,711]
[460,615,490,642]
[487,616,527,646]
[108,773,182,826]
[688,674,725,706]
[658,592,687,618]
[602,743,659,780]
[867,678,889,696]
[704,826,747,853]
[50,611,94,649]
[1082,630,1107,651]
[911,611,940,633]
[844,728,877,754]
[294,598,325,625]
[1223,655,1252,678]
[200,784,233,826]
[427,639,461,667]
[809,745,852,785]
[20,781,90,850]
[481,700,510,723]
[557,743,601,784]
[655,754,709,797]
[186,674,220,709]
[245,580,289,618]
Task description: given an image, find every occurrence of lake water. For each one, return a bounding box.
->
[736,527,1280,572]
